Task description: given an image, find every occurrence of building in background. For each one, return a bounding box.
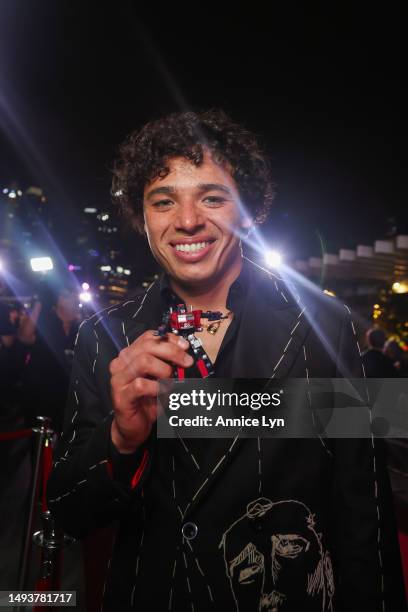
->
[293,235,408,349]
[0,183,148,310]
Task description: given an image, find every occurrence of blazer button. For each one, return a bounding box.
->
[182,522,198,540]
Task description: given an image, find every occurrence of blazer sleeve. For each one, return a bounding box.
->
[331,306,406,611]
[46,319,151,539]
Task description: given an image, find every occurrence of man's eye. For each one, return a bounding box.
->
[152,200,173,209]
[203,196,226,206]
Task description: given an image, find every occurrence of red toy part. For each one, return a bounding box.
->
[196,359,210,377]
[169,308,202,333]
[130,449,149,490]
[193,310,202,328]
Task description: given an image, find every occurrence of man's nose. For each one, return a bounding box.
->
[174,201,205,233]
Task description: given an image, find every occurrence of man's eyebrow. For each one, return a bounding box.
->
[145,182,233,200]
[145,186,176,199]
[197,183,232,195]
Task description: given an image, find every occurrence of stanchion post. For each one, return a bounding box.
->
[32,424,75,612]
[17,416,51,593]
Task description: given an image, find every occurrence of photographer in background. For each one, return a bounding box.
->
[0,302,31,590]
[18,285,82,433]
[0,301,27,416]
[0,290,83,592]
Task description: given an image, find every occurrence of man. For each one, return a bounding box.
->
[0,302,29,590]
[47,110,405,611]
[18,286,81,432]
[362,328,397,378]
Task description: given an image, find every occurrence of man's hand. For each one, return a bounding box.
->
[109,331,194,453]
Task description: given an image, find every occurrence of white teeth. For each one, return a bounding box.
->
[175,241,210,252]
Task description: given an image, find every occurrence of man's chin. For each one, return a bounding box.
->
[173,271,214,287]
[169,264,216,287]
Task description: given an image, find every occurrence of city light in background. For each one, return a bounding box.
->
[79,291,92,303]
[30,256,53,272]
[392,281,408,294]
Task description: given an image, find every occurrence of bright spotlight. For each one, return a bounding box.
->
[265,250,282,268]
[0,258,3,272]
[81,282,90,291]
[30,257,53,272]
[79,291,92,303]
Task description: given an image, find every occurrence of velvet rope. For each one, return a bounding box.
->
[0,428,34,441]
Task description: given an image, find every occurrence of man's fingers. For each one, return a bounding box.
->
[109,331,193,383]
[145,399,158,424]
[119,378,159,406]
[146,339,193,368]
[113,337,192,376]
[109,357,121,376]
[162,332,189,346]
[128,330,190,355]
[112,355,173,387]
[121,330,182,357]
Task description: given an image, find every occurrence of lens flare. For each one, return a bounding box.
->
[265,250,282,268]
[30,257,53,272]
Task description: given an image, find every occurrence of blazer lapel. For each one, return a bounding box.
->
[228,279,313,380]
[108,281,163,347]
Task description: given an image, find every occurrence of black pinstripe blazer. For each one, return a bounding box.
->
[47,259,406,611]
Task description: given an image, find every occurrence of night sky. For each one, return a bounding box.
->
[0,2,406,264]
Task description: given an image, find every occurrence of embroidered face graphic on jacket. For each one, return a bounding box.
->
[219,497,334,611]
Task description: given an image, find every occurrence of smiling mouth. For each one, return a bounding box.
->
[174,240,213,253]
[169,238,217,262]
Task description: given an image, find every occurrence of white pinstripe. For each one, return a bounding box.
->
[345,303,385,609]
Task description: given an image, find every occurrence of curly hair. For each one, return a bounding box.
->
[112,109,274,233]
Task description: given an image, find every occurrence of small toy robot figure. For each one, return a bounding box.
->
[156,303,202,337]
[155,304,217,379]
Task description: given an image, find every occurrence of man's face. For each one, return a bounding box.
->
[143,152,248,287]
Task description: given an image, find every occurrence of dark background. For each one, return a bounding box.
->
[0,1,406,261]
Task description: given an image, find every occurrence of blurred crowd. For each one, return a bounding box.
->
[363,327,408,378]
[0,285,84,593]
[0,286,82,433]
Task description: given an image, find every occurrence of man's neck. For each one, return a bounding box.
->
[169,257,243,312]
